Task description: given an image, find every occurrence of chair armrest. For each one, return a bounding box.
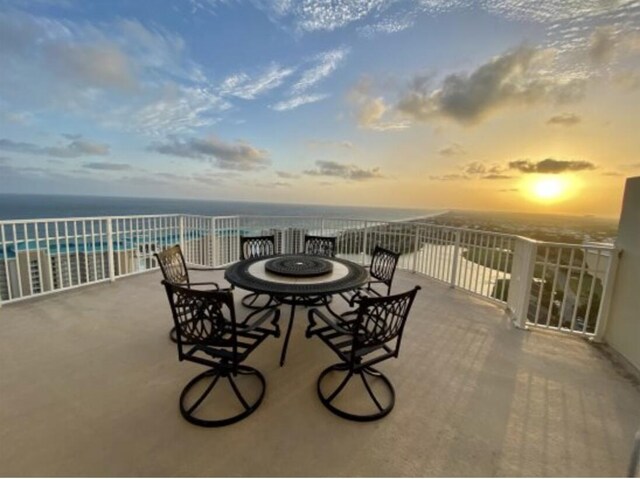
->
[185,281,223,291]
[187,264,227,272]
[307,308,353,337]
[238,307,280,337]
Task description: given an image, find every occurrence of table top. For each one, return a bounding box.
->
[224,254,368,297]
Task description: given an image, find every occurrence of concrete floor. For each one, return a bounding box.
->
[0,270,638,477]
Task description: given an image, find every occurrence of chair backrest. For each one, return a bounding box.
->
[240,235,275,260]
[304,235,336,257]
[162,281,238,357]
[352,286,421,358]
[370,246,400,288]
[155,245,189,284]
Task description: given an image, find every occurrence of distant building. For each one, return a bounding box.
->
[262,227,309,254]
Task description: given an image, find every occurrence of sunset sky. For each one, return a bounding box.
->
[1,0,639,217]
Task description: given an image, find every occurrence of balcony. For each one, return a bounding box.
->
[1,190,640,476]
[1,267,638,476]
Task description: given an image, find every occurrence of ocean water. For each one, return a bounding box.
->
[0,194,439,222]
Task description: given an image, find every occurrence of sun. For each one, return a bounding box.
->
[529,176,568,202]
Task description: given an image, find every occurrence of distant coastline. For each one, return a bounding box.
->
[0,193,437,222]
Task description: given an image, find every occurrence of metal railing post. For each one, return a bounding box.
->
[361,221,369,266]
[507,237,537,330]
[210,217,217,267]
[106,218,115,282]
[592,248,620,342]
[411,225,419,273]
[179,216,185,251]
[450,229,461,288]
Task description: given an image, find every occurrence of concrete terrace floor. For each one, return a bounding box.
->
[0,270,639,477]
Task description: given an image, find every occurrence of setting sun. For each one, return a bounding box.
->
[529,177,569,202]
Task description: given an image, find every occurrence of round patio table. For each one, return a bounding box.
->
[225,254,368,366]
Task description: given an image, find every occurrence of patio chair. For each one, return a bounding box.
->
[340,245,400,306]
[301,234,337,305]
[304,235,336,257]
[162,281,280,427]
[155,244,221,344]
[306,286,421,421]
[239,235,276,310]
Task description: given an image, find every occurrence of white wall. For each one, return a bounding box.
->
[605,176,640,370]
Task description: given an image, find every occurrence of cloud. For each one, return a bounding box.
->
[149,135,270,171]
[0,137,109,157]
[358,15,414,37]
[304,160,383,181]
[429,173,467,181]
[439,143,465,157]
[349,79,410,131]
[129,84,229,136]
[292,47,348,94]
[397,46,587,125]
[271,93,329,111]
[276,170,300,179]
[509,158,596,174]
[483,173,513,180]
[220,64,295,99]
[614,70,640,91]
[0,12,224,136]
[307,139,354,149]
[547,113,581,126]
[268,47,347,111]
[254,181,291,188]
[44,42,138,91]
[589,26,616,64]
[266,0,387,33]
[430,161,512,180]
[83,162,132,171]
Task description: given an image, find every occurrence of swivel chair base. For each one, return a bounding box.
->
[180,364,265,427]
[317,363,395,422]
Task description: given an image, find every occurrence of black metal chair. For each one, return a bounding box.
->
[340,245,400,306]
[306,286,421,421]
[304,235,336,257]
[240,235,276,310]
[155,244,221,344]
[301,234,337,306]
[162,281,280,427]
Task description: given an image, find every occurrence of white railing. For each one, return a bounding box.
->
[0,214,617,339]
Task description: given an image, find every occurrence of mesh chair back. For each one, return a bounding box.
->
[163,281,236,350]
[241,235,275,260]
[155,245,189,284]
[353,287,420,354]
[370,246,400,287]
[304,235,336,257]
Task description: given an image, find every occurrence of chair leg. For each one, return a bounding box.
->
[179,365,266,427]
[317,363,395,422]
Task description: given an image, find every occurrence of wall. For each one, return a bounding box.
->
[605,176,640,370]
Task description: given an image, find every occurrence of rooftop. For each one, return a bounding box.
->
[1,269,638,476]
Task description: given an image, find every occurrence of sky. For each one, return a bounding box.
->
[0,0,639,217]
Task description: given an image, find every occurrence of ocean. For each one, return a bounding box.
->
[0,194,440,222]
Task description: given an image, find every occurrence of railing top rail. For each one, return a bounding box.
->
[0,213,616,250]
[0,213,184,224]
[511,235,616,250]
